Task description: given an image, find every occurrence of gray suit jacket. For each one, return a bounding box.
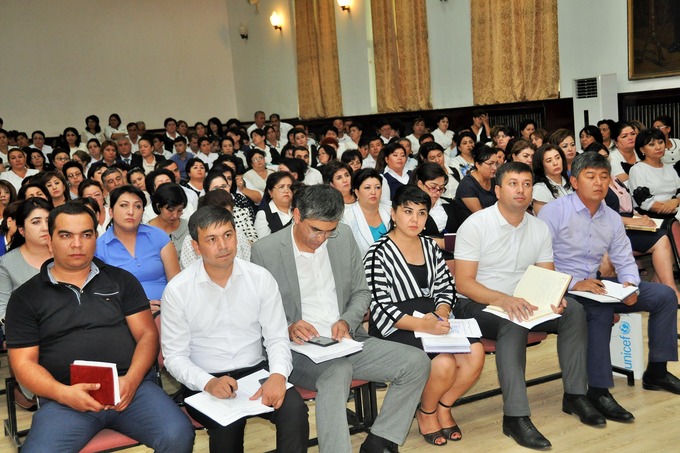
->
[251,223,370,339]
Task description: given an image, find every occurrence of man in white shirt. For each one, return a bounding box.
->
[454,162,601,449]
[362,137,383,169]
[252,185,429,453]
[293,148,323,185]
[269,113,293,144]
[377,120,392,144]
[126,122,140,153]
[246,111,267,137]
[162,206,308,453]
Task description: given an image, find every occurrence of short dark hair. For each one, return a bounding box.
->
[410,162,448,186]
[197,189,234,210]
[151,183,188,214]
[351,168,383,192]
[188,206,234,242]
[321,160,352,185]
[48,201,98,237]
[392,185,431,213]
[495,162,533,186]
[634,128,666,160]
[293,184,344,222]
[145,169,176,196]
[570,152,611,179]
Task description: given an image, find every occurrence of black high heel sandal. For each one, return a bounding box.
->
[438,400,462,441]
[416,404,447,446]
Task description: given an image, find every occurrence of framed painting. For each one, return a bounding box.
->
[628,0,680,80]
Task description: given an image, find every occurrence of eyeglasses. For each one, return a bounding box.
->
[210,184,229,191]
[66,172,83,179]
[482,160,499,168]
[304,221,339,239]
[273,184,292,192]
[54,157,70,162]
[424,183,446,193]
[251,156,264,162]
[655,125,669,130]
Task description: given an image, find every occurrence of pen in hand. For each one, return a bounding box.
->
[431,311,444,321]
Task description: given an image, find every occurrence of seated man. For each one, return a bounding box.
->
[455,162,602,449]
[5,203,194,452]
[251,184,430,453]
[538,152,680,421]
[161,206,308,453]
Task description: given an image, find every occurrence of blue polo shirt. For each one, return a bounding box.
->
[95,224,170,301]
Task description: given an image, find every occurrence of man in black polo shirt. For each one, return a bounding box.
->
[5,203,194,452]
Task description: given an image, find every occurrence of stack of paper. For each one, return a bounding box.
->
[289,338,364,363]
[483,265,570,329]
[184,370,291,427]
[625,217,663,232]
[412,312,482,353]
[569,280,638,303]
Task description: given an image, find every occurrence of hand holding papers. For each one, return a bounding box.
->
[289,338,364,363]
[185,370,292,427]
[569,280,638,303]
[483,265,572,329]
[412,311,482,353]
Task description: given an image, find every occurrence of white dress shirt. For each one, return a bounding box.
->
[161,258,292,392]
[292,228,339,337]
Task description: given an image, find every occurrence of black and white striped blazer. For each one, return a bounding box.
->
[363,235,455,337]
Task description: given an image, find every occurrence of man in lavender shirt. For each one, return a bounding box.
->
[539,152,680,423]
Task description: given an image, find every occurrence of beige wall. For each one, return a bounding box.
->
[1,0,238,135]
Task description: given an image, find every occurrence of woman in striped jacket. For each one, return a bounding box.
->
[364,185,484,447]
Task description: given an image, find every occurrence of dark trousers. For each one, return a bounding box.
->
[183,362,309,453]
[572,280,678,388]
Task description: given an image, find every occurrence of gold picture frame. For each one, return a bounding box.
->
[628,0,680,80]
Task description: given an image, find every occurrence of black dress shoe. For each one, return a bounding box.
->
[562,395,606,426]
[643,371,680,394]
[587,392,634,422]
[502,416,551,449]
[359,432,399,453]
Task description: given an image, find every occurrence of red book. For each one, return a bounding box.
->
[70,361,121,406]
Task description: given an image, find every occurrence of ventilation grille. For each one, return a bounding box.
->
[575,78,598,99]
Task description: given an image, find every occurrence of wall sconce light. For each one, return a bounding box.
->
[338,0,351,12]
[270,11,283,31]
[239,24,248,40]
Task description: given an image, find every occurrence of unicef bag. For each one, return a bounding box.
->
[610,313,644,379]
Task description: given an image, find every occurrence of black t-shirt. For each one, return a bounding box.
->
[454,173,498,221]
[5,258,149,385]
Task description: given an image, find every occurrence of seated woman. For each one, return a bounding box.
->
[579,125,603,152]
[0,201,20,257]
[0,198,53,321]
[95,185,180,312]
[420,142,463,200]
[530,128,548,148]
[26,148,53,173]
[377,142,411,205]
[342,168,391,257]
[79,179,110,236]
[138,136,166,174]
[242,149,272,204]
[651,115,680,165]
[341,149,363,173]
[364,185,484,446]
[63,161,85,199]
[412,163,463,258]
[628,128,680,220]
[532,144,573,215]
[148,183,189,259]
[608,122,639,187]
[40,171,70,207]
[547,129,578,175]
[316,144,337,168]
[0,180,17,222]
[204,169,257,243]
[182,157,207,197]
[322,160,356,205]
[454,143,498,222]
[179,189,252,269]
[254,171,294,239]
[588,142,680,303]
[0,148,39,193]
[17,182,52,204]
[509,139,536,166]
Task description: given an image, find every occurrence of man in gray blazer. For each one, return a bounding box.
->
[252,184,430,453]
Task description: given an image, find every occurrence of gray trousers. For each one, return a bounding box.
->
[290,336,430,453]
[455,297,588,416]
